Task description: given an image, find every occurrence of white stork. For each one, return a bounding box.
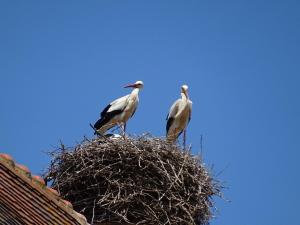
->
[93,81,144,136]
[166,84,192,145]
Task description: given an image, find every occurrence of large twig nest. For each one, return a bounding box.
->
[46,135,220,225]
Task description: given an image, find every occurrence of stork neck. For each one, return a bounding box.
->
[131,88,140,96]
[181,92,188,101]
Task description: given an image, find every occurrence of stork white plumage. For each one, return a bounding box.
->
[93,81,144,136]
[166,85,192,145]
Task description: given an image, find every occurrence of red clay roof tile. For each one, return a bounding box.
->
[32,175,46,188]
[15,163,31,178]
[0,152,89,225]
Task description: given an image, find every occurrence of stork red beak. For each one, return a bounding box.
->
[124,83,137,88]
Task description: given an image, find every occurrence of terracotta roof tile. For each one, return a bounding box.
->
[0,153,15,167]
[32,175,46,188]
[61,199,73,209]
[0,153,89,225]
[15,163,31,178]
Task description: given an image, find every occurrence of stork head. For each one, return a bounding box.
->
[124,80,144,89]
[181,84,189,98]
[181,84,189,93]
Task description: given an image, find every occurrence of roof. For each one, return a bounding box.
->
[0,153,89,225]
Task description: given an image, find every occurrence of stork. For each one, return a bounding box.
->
[93,81,144,136]
[166,84,192,146]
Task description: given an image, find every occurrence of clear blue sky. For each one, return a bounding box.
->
[1,1,299,225]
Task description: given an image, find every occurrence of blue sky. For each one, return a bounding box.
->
[1,1,299,224]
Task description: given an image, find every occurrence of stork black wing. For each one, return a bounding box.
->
[100,104,111,117]
[166,117,174,135]
[130,107,137,118]
[94,109,123,130]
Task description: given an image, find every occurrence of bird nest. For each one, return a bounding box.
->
[45,135,221,225]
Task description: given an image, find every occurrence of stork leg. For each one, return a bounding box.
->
[119,123,126,139]
[124,123,127,133]
[122,123,127,140]
[183,129,186,150]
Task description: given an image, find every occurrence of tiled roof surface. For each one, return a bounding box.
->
[0,153,89,225]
